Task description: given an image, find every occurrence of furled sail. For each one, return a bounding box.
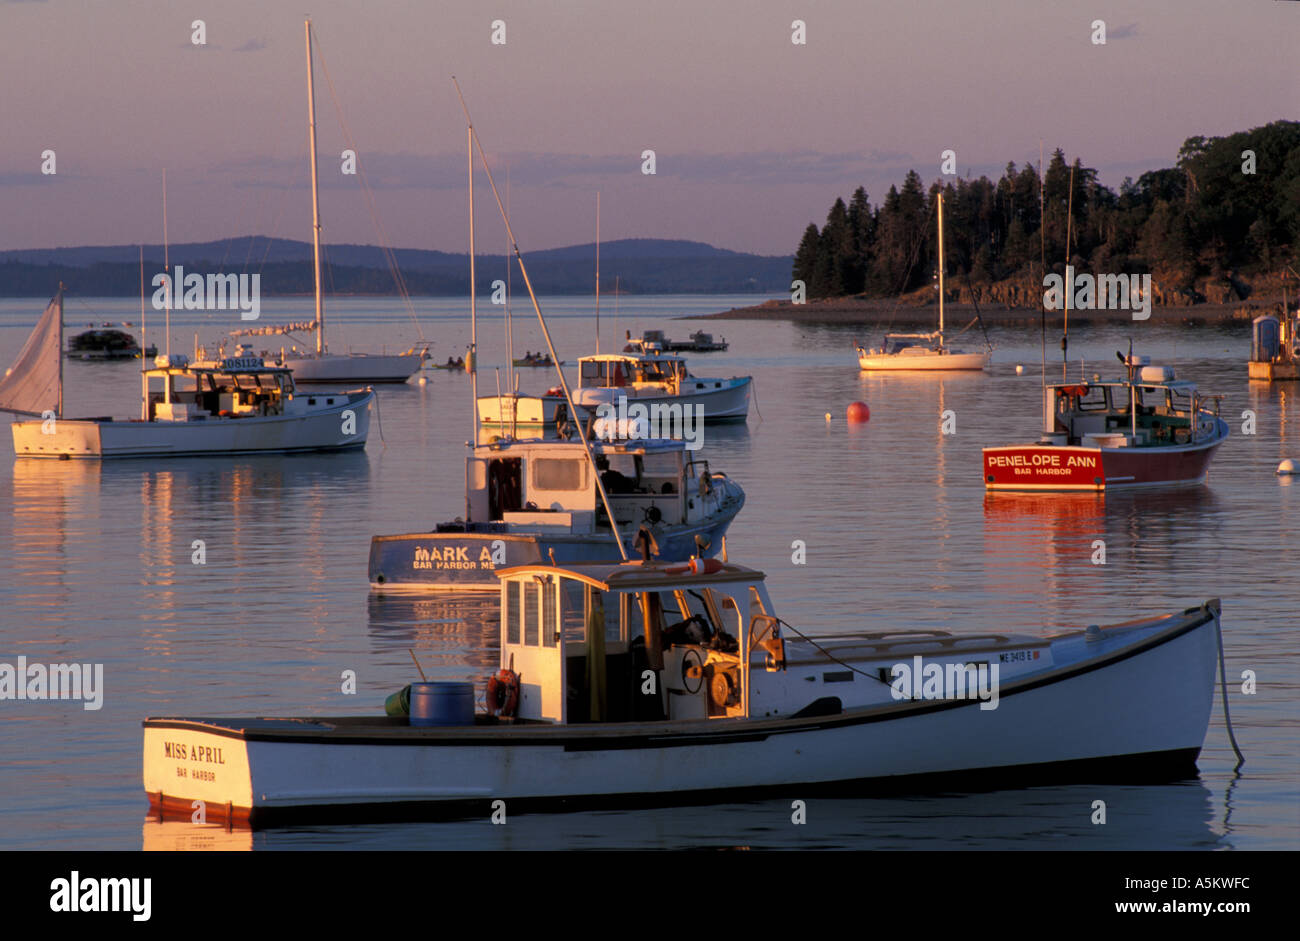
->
[0,294,62,417]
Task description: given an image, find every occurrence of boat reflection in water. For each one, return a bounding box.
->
[140,778,1223,851]
[367,591,501,690]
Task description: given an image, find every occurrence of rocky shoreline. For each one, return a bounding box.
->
[697,296,1285,327]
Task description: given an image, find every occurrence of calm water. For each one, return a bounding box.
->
[1,294,1296,851]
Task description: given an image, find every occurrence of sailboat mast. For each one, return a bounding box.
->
[595,191,601,354]
[305,19,325,356]
[162,168,170,361]
[57,285,64,419]
[468,124,478,443]
[1062,164,1074,381]
[937,190,945,345]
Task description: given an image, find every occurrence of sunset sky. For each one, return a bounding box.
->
[1,0,1295,256]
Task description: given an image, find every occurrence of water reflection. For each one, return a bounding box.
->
[148,778,1222,851]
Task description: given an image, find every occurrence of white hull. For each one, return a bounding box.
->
[280,353,421,383]
[857,349,991,371]
[12,390,373,457]
[143,602,1219,824]
[573,378,751,423]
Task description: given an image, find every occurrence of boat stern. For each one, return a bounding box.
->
[12,418,103,458]
[983,444,1104,490]
[142,720,255,823]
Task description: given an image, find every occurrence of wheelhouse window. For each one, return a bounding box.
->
[524,581,539,646]
[532,458,587,492]
[505,580,521,645]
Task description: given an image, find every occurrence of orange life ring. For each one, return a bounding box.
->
[486,669,521,718]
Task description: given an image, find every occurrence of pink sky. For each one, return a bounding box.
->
[2,0,1295,255]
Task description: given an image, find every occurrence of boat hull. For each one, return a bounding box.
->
[11,390,374,458]
[280,353,421,383]
[573,377,751,423]
[858,349,990,371]
[142,604,1220,825]
[369,503,743,590]
[983,421,1228,491]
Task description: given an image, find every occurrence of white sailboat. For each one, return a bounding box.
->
[855,192,992,371]
[274,20,426,384]
[2,289,374,459]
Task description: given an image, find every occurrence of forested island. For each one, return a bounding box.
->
[748,121,1298,324]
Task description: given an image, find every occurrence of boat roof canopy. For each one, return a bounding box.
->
[580,352,686,365]
[495,560,765,593]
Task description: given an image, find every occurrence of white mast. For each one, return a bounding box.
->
[937,190,945,346]
[162,168,170,361]
[467,122,478,442]
[595,191,601,354]
[305,19,325,356]
[57,285,64,419]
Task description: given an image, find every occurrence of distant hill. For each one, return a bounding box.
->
[0,238,790,297]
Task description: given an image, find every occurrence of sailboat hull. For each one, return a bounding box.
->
[11,390,374,458]
[857,349,991,371]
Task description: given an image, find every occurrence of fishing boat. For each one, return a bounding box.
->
[478,352,751,427]
[982,353,1229,490]
[142,557,1225,826]
[624,329,729,354]
[678,330,728,353]
[65,328,153,360]
[855,192,991,371]
[369,432,744,589]
[268,21,427,384]
[2,292,374,458]
[623,329,667,354]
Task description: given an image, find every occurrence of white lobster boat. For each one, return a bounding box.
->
[3,293,374,458]
[478,352,752,428]
[143,558,1224,826]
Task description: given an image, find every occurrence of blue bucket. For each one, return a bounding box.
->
[409,681,475,727]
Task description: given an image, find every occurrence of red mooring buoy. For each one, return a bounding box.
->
[846,401,871,423]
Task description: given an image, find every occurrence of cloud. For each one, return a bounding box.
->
[234,39,266,53]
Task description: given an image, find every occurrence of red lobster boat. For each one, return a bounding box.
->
[983,355,1229,491]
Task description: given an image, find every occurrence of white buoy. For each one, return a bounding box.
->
[825,412,832,422]
[1278,459,1297,475]
[1015,364,1025,375]
[418,375,427,386]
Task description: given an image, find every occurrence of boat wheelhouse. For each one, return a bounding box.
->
[1247,310,1299,382]
[369,434,744,589]
[983,356,1229,490]
[143,557,1225,826]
